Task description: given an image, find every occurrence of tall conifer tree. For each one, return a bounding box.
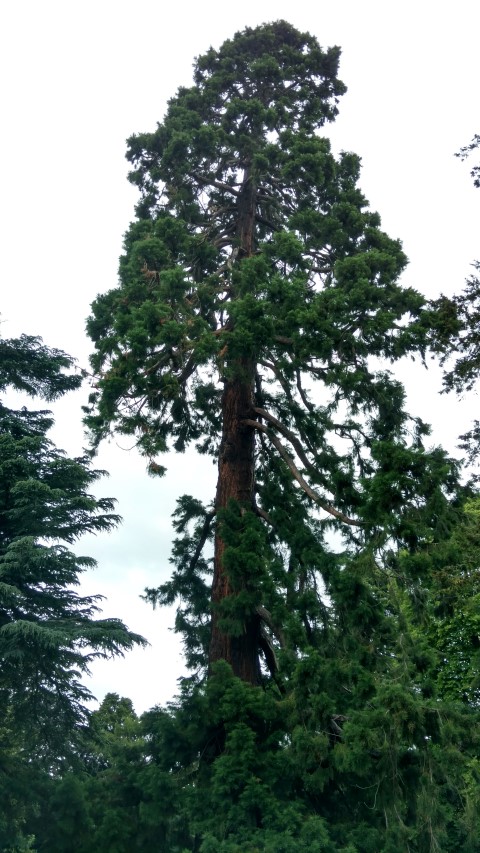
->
[0,334,145,759]
[84,23,480,849]
[87,21,454,682]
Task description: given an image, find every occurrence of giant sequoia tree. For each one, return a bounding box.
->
[85,23,479,850]
[87,21,454,682]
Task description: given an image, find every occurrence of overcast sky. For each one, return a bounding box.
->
[1,1,479,714]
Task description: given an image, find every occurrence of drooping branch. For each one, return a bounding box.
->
[179,351,200,385]
[253,403,337,496]
[188,509,216,576]
[253,502,273,527]
[253,406,316,476]
[258,360,321,464]
[258,629,279,678]
[255,604,286,649]
[296,368,314,412]
[212,235,235,249]
[243,418,361,526]
[259,359,292,399]
[254,213,280,231]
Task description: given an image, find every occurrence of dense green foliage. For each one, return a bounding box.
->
[3,23,480,853]
[27,668,480,852]
[85,20,462,671]
[0,334,145,850]
[81,21,480,851]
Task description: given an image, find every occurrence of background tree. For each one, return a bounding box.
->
[30,694,146,853]
[29,693,195,853]
[389,491,480,708]
[84,21,480,850]
[429,134,480,394]
[427,133,480,466]
[456,134,480,188]
[0,333,145,848]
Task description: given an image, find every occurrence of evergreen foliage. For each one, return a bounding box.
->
[428,134,480,461]
[82,22,478,853]
[0,334,145,849]
[39,21,479,852]
[455,134,480,189]
[85,18,458,673]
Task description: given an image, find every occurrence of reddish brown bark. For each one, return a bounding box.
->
[209,368,260,682]
[208,167,261,684]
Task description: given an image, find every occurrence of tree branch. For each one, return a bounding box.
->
[254,404,334,494]
[296,368,314,412]
[243,418,361,526]
[256,605,286,649]
[191,172,240,196]
[253,406,315,476]
[253,503,274,526]
[188,510,216,575]
[259,359,292,400]
[259,629,279,677]
[254,213,280,231]
[257,363,330,475]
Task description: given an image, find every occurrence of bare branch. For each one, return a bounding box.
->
[179,351,199,384]
[254,401,329,487]
[257,363,324,465]
[308,363,329,378]
[212,235,234,249]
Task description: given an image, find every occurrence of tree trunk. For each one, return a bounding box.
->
[209,367,260,681]
[209,168,260,683]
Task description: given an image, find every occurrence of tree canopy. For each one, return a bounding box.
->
[80,21,480,850]
[86,20,459,681]
[4,20,479,853]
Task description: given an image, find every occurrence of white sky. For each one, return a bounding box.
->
[1,1,479,714]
